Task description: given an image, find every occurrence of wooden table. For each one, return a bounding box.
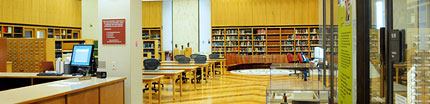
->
[143,75,163,104]
[158,66,198,90]
[0,77,125,104]
[160,63,210,82]
[270,63,317,81]
[143,70,184,100]
[161,61,217,79]
[208,59,226,75]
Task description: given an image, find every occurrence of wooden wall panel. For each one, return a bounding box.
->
[212,0,328,26]
[0,0,81,28]
[266,0,281,25]
[251,0,267,25]
[309,0,319,25]
[142,1,162,28]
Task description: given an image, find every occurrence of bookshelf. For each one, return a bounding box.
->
[211,26,322,58]
[143,40,160,59]
[142,28,162,60]
[54,39,96,59]
[0,24,81,39]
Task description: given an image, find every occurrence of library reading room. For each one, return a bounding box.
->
[0,0,429,104]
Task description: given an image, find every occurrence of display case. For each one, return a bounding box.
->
[267,66,328,104]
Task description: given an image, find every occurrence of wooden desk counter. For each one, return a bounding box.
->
[0,72,78,79]
[0,77,126,104]
[0,72,80,91]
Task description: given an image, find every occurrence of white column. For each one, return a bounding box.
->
[98,0,143,104]
[82,0,98,39]
[172,0,199,51]
[162,0,173,51]
[199,0,211,54]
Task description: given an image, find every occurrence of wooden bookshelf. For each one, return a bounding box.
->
[0,24,81,39]
[142,28,162,60]
[211,26,322,58]
[54,39,96,59]
[143,40,159,59]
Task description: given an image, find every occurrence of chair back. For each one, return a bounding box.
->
[209,54,219,59]
[292,101,320,104]
[144,59,160,70]
[177,57,191,64]
[286,53,294,63]
[175,55,186,60]
[297,53,304,63]
[194,55,207,64]
[190,54,200,59]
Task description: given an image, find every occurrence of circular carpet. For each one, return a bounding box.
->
[230,69,294,75]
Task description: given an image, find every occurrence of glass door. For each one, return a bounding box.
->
[369,0,430,103]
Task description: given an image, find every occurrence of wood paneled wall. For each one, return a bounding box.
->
[0,0,81,28]
[142,1,162,28]
[212,0,320,26]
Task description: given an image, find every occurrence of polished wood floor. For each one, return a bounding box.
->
[143,71,326,104]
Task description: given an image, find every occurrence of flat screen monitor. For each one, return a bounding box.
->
[71,45,94,67]
[314,47,324,59]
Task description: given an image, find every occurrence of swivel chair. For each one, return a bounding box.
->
[143,59,163,93]
[297,53,310,81]
[209,54,221,75]
[175,55,186,61]
[175,57,190,83]
[287,53,299,77]
[191,55,207,83]
[190,54,200,59]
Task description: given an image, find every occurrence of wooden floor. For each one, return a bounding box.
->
[143,71,327,104]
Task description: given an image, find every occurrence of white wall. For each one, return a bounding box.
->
[98,0,143,103]
[199,0,211,54]
[82,0,98,39]
[162,0,173,51]
[172,0,199,51]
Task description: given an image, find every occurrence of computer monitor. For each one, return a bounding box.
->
[314,47,324,59]
[71,45,94,67]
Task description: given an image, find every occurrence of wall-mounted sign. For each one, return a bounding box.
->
[102,19,126,44]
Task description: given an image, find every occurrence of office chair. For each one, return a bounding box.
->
[190,54,200,59]
[177,57,191,64]
[175,57,190,83]
[286,53,297,63]
[297,53,310,81]
[287,53,300,77]
[292,101,320,104]
[209,54,221,75]
[209,54,219,59]
[175,55,186,60]
[192,55,207,83]
[143,59,163,93]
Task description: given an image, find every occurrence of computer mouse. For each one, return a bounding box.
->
[72,73,77,76]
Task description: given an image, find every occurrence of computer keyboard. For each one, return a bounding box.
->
[37,73,64,76]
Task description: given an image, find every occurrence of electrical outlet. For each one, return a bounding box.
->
[112,61,117,70]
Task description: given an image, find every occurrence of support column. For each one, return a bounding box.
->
[98,0,143,104]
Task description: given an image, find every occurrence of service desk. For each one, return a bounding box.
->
[0,72,79,91]
[0,77,126,104]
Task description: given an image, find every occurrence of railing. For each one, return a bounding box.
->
[225,54,290,66]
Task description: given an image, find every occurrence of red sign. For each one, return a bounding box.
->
[102,19,126,44]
